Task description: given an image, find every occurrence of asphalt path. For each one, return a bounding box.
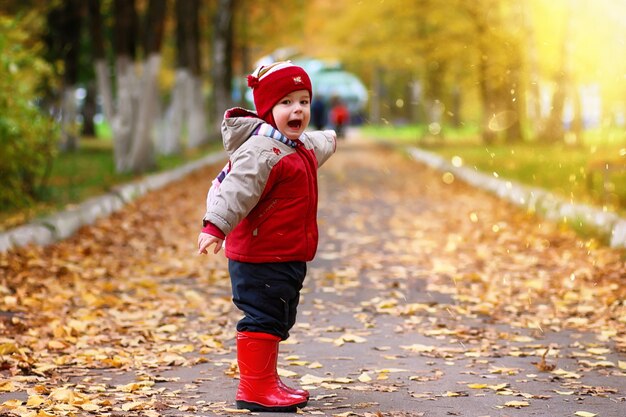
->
[1,136,624,417]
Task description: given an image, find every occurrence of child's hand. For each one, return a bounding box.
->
[197,232,224,255]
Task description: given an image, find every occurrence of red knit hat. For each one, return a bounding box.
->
[247,61,313,122]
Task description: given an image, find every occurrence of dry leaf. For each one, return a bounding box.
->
[504,401,529,408]
[358,372,372,382]
[533,348,556,372]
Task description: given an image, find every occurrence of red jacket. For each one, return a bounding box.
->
[202,108,336,263]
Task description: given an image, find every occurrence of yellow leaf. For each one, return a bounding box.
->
[156,324,178,333]
[0,343,20,355]
[80,403,100,412]
[170,344,194,354]
[512,335,535,343]
[300,374,327,385]
[574,412,597,417]
[121,401,145,411]
[400,344,435,353]
[26,395,45,407]
[489,366,520,375]
[47,340,67,350]
[551,368,581,379]
[586,348,610,355]
[0,380,16,392]
[467,383,488,389]
[496,390,515,396]
[618,360,626,370]
[1,399,22,408]
[335,334,367,345]
[116,381,154,392]
[504,401,529,408]
[277,368,298,378]
[358,372,372,382]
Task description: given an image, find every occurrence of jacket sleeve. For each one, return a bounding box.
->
[303,130,336,167]
[202,140,279,236]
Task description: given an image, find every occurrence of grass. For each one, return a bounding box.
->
[361,123,626,217]
[0,126,223,231]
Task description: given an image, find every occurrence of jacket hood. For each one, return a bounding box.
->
[221,107,264,156]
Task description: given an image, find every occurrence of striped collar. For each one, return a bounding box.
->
[254,123,301,148]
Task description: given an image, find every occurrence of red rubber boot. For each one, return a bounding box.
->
[236,332,308,412]
[275,341,310,399]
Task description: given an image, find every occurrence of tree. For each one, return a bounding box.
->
[159,0,208,155]
[45,0,83,151]
[212,0,234,129]
[536,2,572,144]
[88,0,166,174]
[0,12,58,209]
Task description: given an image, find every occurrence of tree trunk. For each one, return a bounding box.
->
[537,4,574,143]
[160,69,188,155]
[81,82,97,137]
[477,55,497,145]
[112,56,137,172]
[522,0,542,136]
[126,0,166,173]
[110,0,139,172]
[160,0,206,154]
[48,0,83,152]
[213,0,234,130]
[187,74,207,148]
[88,0,115,123]
[370,66,383,124]
[568,85,584,146]
[468,2,498,145]
[503,47,524,144]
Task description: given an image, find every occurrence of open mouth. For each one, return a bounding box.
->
[287,120,302,129]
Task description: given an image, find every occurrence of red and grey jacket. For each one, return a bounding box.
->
[202,108,336,263]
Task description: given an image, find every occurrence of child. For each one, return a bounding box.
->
[329,96,350,139]
[197,61,336,412]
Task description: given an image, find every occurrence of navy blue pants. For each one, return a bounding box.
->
[229,260,306,340]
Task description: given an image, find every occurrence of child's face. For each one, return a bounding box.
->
[271,89,311,140]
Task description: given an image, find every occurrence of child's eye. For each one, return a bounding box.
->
[301,99,310,105]
[280,99,291,105]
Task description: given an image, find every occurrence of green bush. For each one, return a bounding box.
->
[0,13,59,209]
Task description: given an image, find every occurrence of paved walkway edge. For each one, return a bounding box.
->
[0,151,227,253]
[407,146,626,249]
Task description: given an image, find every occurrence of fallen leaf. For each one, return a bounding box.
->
[358,372,372,382]
[504,400,529,408]
[533,348,556,372]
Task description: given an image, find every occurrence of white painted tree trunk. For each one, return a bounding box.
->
[112,56,138,172]
[59,86,79,151]
[159,69,208,154]
[127,53,161,173]
[94,59,114,122]
[159,69,188,155]
[187,74,208,148]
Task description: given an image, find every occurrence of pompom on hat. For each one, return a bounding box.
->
[247,61,312,122]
